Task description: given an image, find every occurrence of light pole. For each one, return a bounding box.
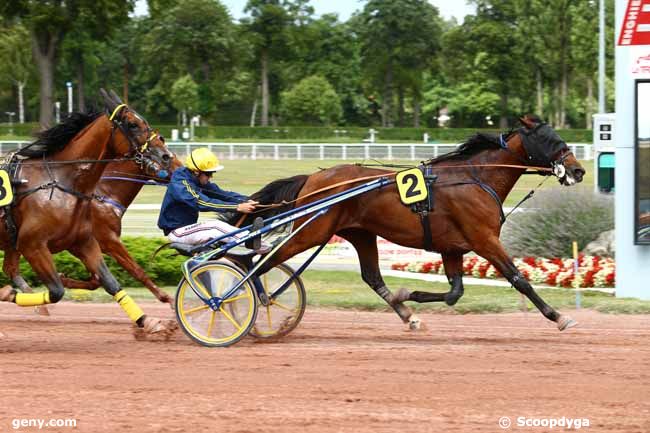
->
[5,112,15,135]
[66,81,73,113]
[598,0,606,113]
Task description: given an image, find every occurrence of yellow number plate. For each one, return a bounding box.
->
[0,169,14,207]
[396,168,428,205]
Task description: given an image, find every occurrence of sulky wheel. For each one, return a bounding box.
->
[175,260,257,347]
[249,263,306,339]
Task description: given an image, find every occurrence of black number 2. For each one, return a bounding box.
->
[402,174,422,198]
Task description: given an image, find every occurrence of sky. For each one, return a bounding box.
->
[134,0,476,23]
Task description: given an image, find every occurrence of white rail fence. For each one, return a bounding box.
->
[0,141,594,161]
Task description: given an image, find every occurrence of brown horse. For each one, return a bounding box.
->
[239,115,586,331]
[0,90,177,335]
[3,133,183,308]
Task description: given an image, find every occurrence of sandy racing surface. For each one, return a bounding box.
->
[1,302,649,433]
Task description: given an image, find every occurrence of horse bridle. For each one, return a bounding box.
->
[500,122,573,180]
[108,104,169,173]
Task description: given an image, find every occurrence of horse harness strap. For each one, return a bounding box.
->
[407,165,438,252]
[440,180,506,226]
[94,195,126,212]
[15,181,97,201]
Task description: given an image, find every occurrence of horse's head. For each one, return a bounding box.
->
[134,130,176,180]
[140,131,183,181]
[518,115,586,186]
[99,89,173,176]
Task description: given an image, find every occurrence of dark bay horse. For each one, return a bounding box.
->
[0,90,177,335]
[237,115,586,331]
[3,134,183,309]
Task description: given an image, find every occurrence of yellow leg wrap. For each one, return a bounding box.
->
[15,292,51,306]
[114,290,145,322]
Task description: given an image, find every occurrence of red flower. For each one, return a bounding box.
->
[582,270,596,288]
[546,272,558,286]
[523,256,537,267]
[478,262,491,278]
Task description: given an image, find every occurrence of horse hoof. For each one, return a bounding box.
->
[34,306,50,316]
[135,317,178,341]
[557,315,578,331]
[408,314,422,331]
[0,285,15,302]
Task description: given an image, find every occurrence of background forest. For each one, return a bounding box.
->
[0,0,615,130]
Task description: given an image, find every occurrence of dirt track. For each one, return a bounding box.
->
[1,302,649,433]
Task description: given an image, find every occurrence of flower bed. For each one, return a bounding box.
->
[391,255,616,288]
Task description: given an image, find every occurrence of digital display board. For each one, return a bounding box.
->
[635,80,650,244]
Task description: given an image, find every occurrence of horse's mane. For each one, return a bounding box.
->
[18,110,103,158]
[226,174,309,225]
[427,131,516,165]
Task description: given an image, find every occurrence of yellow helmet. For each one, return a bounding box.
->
[185,148,224,173]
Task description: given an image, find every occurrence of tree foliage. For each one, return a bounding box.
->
[171,74,199,117]
[280,75,342,125]
[0,0,615,129]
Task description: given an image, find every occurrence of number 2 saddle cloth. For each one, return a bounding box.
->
[0,152,23,248]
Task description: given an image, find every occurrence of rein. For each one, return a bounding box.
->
[100,176,168,186]
[9,157,138,166]
[254,162,552,212]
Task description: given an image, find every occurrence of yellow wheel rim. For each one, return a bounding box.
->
[250,263,306,338]
[177,261,256,346]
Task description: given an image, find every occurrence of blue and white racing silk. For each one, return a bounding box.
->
[157,167,247,235]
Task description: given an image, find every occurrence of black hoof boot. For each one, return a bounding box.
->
[444,289,463,306]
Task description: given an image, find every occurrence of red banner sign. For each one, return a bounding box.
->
[618,0,650,46]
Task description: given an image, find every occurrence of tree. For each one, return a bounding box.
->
[281,14,364,125]
[171,75,199,126]
[141,0,239,122]
[0,23,33,123]
[244,0,294,126]
[570,0,598,128]
[356,0,442,127]
[448,1,527,128]
[0,0,133,127]
[280,75,342,125]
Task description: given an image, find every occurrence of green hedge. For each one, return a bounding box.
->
[0,237,187,288]
[1,123,593,143]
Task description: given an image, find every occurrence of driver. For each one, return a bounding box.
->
[157,148,268,252]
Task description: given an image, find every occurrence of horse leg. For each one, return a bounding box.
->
[58,274,102,290]
[476,236,576,331]
[400,253,465,306]
[60,238,171,304]
[69,237,177,336]
[338,228,421,330]
[2,248,51,315]
[0,246,66,308]
[103,237,172,304]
